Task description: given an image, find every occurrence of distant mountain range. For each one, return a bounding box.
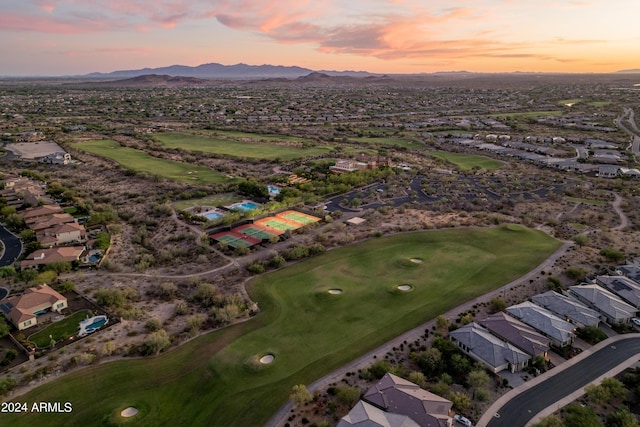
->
[83,62,377,79]
[616,69,640,74]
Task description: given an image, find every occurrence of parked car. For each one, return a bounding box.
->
[454,414,472,427]
[632,317,640,327]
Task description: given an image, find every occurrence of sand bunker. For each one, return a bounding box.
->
[121,407,139,418]
[328,289,343,295]
[259,354,275,364]
[397,285,413,291]
[409,258,423,264]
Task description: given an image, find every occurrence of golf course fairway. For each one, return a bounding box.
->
[4,225,561,426]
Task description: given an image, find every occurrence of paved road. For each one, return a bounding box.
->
[481,335,640,427]
[0,224,22,267]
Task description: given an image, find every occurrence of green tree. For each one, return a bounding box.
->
[468,369,490,393]
[606,405,639,427]
[413,348,443,377]
[289,384,312,406]
[600,247,625,262]
[140,329,171,356]
[489,297,507,313]
[449,391,471,412]
[56,281,76,293]
[0,266,16,278]
[0,316,10,338]
[573,234,589,246]
[408,371,427,388]
[532,415,564,427]
[335,386,360,407]
[577,325,608,344]
[563,403,600,427]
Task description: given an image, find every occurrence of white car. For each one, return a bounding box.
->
[454,414,472,427]
[632,317,640,327]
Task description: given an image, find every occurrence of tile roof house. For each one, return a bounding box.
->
[531,291,601,328]
[338,400,420,427]
[506,302,576,347]
[449,323,530,373]
[569,284,636,325]
[20,204,64,221]
[20,246,85,269]
[36,222,87,248]
[595,276,640,309]
[478,312,550,358]
[25,213,76,232]
[0,284,67,330]
[616,265,640,283]
[363,373,453,427]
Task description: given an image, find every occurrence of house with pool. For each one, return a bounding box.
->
[0,284,67,330]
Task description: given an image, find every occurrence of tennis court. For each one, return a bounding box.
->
[210,231,261,248]
[276,210,321,225]
[255,217,300,232]
[234,224,279,240]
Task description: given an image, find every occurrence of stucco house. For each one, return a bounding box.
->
[569,284,636,325]
[0,284,67,330]
[506,302,576,348]
[531,291,601,328]
[449,323,530,373]
[595,276,640,309]
[36,222,87,248]
[363,373,453,427]
[478,312,550,358]
[338,400,420,427]
[20,246,85,269]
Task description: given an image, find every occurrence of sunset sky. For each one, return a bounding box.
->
[1,0,639,76]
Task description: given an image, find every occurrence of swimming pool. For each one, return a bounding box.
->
[88,254,101,263]
[205,212,222,220]
[268,185,280,195]
[231,201,260,211]
[78,315,109,337]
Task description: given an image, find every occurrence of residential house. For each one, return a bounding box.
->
[597,165,620,178]
[20,246,85,269]
[338,400,420,427]
[40,152,71,165]
[478,312,550,358]
[531,291,601,328]
[0,284,67,330]
[569,284,636,325]
[616,265,640,283]
[25,213,76,232]
[449,323,530,373]
[36,222,87,248]
[595,276,640,309]
[363,373,453,427]
[20,204,64,222]
[506,302,575,347]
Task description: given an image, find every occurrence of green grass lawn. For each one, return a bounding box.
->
[7,226,560,427]
[71,140,232,184]
[155,132,333,160]
[429,151,505,171]
[566,196,607,206]
[28,310,91,348]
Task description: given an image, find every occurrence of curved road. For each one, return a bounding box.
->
[0,224,22,267]
[480,334,640,427]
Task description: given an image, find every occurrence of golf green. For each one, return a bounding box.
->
[5,225,560,426]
